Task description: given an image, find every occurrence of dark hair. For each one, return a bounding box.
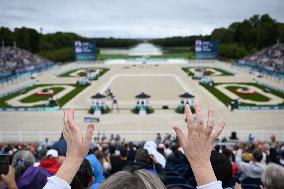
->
[120,148,127,158]
[135,149,150,163]
[210,151,232,187]
[109,145,116,155]
[253,150,263,162]
[71,159,94,188]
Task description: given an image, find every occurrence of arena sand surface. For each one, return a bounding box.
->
[0,61,283,142]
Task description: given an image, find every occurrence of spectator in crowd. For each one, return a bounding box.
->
[5,104,284,189]
[95,151,111,176]
[39,149,61,174]
[11,150,51,189]
[97,169,166,189]
[126,142,136,163]
[210,151,233,188]
[86,153,105,189]
[52,133,67,156]
[235,148,266,182]
[143,141,166,168]
[109,147,128,174]
[261,163,284,189]
[124,148,166,182]
[70,159,94,189]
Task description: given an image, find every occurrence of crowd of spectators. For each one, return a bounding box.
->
[0,47,53,79]
[242,44,284,72]
[0,106,284,189]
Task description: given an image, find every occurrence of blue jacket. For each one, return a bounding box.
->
[86,154,105,189]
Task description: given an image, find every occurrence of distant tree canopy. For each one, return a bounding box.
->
[0,14,283,60]
[0,27,140,62]
[151,14,284,59]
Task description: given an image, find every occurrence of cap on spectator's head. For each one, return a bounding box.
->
[46,149,59,158]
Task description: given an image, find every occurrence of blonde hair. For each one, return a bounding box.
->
[98,169,166,189]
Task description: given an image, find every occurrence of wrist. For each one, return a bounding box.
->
[56,156,84,184]
[7,183,18,189]
[190,160,217,186]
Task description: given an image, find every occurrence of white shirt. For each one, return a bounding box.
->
[43,176,222,189]
[43,176,70,189]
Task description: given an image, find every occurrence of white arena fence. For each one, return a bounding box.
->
[0,130,283,143]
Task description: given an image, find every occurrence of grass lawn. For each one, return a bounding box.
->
[97,54,141,60]
[97,46,195,60]
[20,87,65,103]
[226,86,270,102]
[0,84,89,108]
[150,52,194,59]
[182,67,234,76]
[58,68,109,78]
[201,82,284,106]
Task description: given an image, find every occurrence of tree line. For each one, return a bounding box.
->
[0,27,140,62]
[151,14,284,59]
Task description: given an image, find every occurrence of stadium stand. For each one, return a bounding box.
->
[1,131,284,189]
[0,47,54,82]
[237,44,284,79]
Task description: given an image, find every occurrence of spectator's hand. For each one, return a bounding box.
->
[174,103,225,165]
[63,109,94,162]
[173,103,225,186]
[55,109,94,184]
[234,183,242,189]
[1,166,18,189]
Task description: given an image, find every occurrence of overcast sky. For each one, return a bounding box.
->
[1,0,283,38]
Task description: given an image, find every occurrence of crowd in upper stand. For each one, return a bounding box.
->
[0,47,53,78]
[243,44,284,72]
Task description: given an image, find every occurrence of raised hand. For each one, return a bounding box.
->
[55,109,94,184]
[173,103,225,186]
[63,109,94,161]
[1,166,18,189]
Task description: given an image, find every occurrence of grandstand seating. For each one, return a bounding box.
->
[0,47,53,80]
[242,43,284,72]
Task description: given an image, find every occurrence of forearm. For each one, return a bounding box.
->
[190,160,217,186]
[7,184,18,189]
[55,157,83,184]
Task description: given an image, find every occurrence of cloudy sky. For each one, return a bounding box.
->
[1,0,283,38]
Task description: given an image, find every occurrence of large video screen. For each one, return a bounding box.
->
[195,40,218,59]
[74,41,96,61]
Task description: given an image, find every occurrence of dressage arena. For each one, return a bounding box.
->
[0,60,283,142]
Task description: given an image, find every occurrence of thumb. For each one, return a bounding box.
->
[173,126,186,149]
[85,124,94,144]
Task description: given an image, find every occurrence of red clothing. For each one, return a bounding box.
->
[232,162,238,177]
[39,158,61,174]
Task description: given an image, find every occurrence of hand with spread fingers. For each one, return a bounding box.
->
[173,103,225,186]
[55,109,94,184]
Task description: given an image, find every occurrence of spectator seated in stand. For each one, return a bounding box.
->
[39,149,61,174]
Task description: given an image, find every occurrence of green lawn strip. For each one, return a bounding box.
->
[150,52,195,59]
[200,83,232,106]
[0,85,40,107]
[181,67,194,76]
[0,84,89,108]
[181,67,233,77]
[213,68,234,76]
[20,87,65,103]
[201,82,284,106]
[97,54,141,60]
[58,68,109,78]
[57,85,88,107]
[225,86,270,102]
